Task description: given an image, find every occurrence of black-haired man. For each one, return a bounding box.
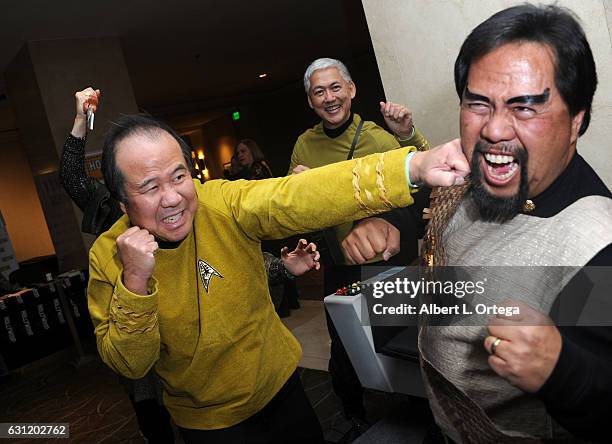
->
[342,4,612,441]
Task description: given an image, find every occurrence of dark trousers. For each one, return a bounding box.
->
[325,307,365,420]
[179,370,323,444]
[324,265,366,420]
[130,398,174,444]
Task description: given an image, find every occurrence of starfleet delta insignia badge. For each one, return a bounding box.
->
[197,259,223,293]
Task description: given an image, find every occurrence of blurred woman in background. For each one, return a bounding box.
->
[235,139,273,179]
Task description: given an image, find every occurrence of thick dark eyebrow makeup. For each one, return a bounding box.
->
[506,87,550,105]
[463,86,550,106]
[463,87,490,103]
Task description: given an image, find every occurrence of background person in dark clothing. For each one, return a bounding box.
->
[224,154,248,180]
[59,89,123,235]
[235,138,273,180]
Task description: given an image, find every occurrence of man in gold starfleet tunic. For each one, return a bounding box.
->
[87,114,468,443]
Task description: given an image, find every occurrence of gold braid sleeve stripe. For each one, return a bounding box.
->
[352,158,376,214]
[375,152,394,209]
[110,292,158,334]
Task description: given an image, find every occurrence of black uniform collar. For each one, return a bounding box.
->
[323,113,355,138]
[157,239,183,249]
[526,152,611,218]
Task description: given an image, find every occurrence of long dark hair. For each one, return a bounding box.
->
[236,138,266,163]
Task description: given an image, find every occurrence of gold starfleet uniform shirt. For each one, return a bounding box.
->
[88,148,417,429]
[288,113,429,262]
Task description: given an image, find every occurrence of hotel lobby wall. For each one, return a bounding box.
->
[0,102,55,263]
[4,37,139,271]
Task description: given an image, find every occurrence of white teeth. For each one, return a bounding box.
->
[163,212,182,224]
[484,153,514,164]
[326,105,340,112]
[487,162,518,180]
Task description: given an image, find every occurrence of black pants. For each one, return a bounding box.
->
[131,398,174,444]
[179,370,324,444]
[324,265,366,420]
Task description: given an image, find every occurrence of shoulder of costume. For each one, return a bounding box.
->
[359,118,396,147]
[353,114,377,130]
[89,215,129,275]
[353,115,391,136]
[546,194,612,259]
[193,178,242,219]
[306,120,324,135]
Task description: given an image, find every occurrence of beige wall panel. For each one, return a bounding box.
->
[0,130,55,262]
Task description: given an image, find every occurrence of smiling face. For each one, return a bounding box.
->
[307,67,356,129]
[460,42,584,212]
[116,130,197,242]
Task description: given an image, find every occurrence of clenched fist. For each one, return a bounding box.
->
[380,101,414,139]
[409,139,470,187]
[342,218,400,264]
[484,301,562,393]
[116,226,158,295]
[75,87,100,117]
[71,87,101,138]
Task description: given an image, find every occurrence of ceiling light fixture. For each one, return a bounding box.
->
[258,73,268,78]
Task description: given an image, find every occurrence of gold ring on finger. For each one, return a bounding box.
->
[490,337,502,355]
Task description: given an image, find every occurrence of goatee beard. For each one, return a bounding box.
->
[469,141,529,223]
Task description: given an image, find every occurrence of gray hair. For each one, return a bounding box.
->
[303,58,352,93]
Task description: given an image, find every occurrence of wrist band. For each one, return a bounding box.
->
[405,151,419,189]
[396,125,416,142]
[282,265,296,280]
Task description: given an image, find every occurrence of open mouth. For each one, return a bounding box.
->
[482,152,519,185]
[325,104,341,113]
[161,210,184,226]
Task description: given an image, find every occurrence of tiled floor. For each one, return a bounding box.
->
[282,300,330,371]
[0,352,145,443]
[0,300,418,443]
[0,301,337,443]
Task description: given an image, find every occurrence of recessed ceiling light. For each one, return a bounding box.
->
[258,73,268,78]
